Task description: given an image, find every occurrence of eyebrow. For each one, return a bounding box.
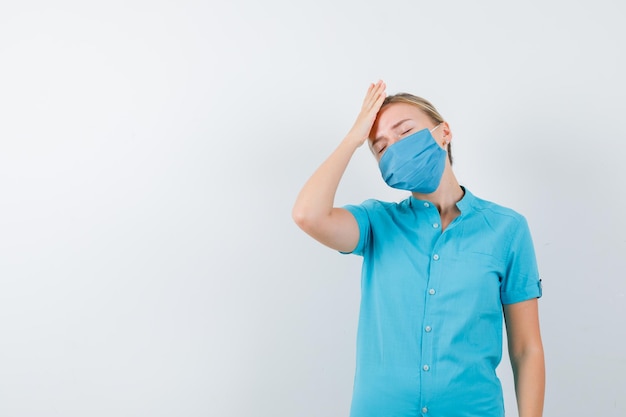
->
[373,118,412,143]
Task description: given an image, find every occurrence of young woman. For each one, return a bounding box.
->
[292,81,545,417]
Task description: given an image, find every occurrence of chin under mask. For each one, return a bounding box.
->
[378,125,446,193]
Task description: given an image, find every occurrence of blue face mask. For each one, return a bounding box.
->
[378,125,446,193]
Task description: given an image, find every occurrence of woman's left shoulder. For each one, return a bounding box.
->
[468,192,527,224]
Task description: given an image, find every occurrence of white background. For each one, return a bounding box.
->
[1,1,625,416]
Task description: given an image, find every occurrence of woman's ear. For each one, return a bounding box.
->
[440,121,452,147]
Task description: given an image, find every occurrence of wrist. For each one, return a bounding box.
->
[343,131,367,149]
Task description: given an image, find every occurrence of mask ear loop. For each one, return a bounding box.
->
[430,123,446,146]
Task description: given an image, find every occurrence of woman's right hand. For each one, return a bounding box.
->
[346,80,387,147]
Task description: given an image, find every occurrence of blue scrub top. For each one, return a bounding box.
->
[342,187,542,417]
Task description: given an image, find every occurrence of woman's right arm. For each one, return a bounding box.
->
[292,81,386,252]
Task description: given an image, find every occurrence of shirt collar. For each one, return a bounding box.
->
[409,186,475,214]
[456,186,475,213]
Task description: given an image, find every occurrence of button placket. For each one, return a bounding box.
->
[421,203,445,415]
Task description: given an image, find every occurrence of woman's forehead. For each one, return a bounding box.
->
[373,103,429,132]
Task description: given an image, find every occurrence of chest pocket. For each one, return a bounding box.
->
[440,251,504,312]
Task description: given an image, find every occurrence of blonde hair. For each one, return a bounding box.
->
[382,93,453,164]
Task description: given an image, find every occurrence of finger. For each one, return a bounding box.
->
[361,89,373,109]
[363,81,385,109]
[363,82,377,105]
[374,85,386,108]
[369,80,383,97]
[364,82,386,111]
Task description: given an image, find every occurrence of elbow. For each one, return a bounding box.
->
[292,205,313,231]
[292,204,325,235]
[291,207,306,229]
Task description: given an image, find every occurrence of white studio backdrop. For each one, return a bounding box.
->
[1,1,624,416]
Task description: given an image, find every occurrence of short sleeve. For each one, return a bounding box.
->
[500,216,543,304]
[341,202,373,257]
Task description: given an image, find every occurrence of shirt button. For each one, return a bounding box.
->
[433,223,439,228]
[425,326,432,332]
[429,289,436,295]
[433,254,439,261]
[423,202,429,208]
[422,407,428,413]
[423,365,430,371]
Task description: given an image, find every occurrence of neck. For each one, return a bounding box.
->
[411,167,464,215]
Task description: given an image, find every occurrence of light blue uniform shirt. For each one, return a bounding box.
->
[342,188,542,417]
